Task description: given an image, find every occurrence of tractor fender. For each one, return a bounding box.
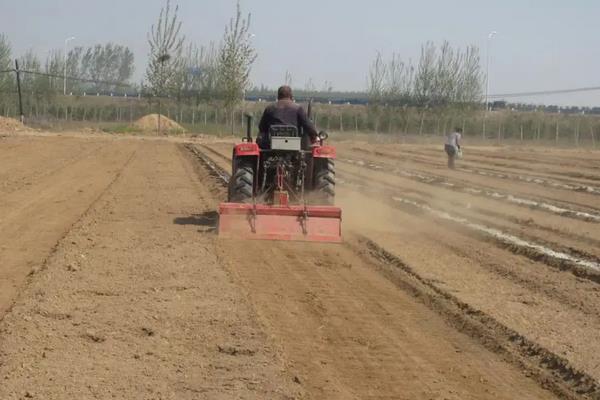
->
[234,142,260,157]
[312,145,336,159]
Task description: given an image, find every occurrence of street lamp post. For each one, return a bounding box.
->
[483,31,497,139]
[485,31,497,112]
[64,36,75,96]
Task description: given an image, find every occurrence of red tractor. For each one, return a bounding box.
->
[218,115,342,243]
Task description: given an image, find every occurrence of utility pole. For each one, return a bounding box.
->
[15,60,24,123]
[63,36,75,96]
[483,31,497,140]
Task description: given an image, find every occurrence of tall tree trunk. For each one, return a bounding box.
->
[520,124,523,141]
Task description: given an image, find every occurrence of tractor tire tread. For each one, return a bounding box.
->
[314,159,336,205]
[229,164,254,203]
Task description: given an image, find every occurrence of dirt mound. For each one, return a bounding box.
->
[0,116,28,133]
[133,114,186,133]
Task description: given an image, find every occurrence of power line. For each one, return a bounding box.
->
[487,86,600,99]
[4,66,600,102]
[0,68,133,88]
[18,69,133,87]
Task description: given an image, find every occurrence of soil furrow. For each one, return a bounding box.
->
[190,142,600,399]
[340,157,600,223]
[198,142,600,281]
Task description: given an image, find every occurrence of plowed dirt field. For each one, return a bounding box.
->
[0,133,599,399]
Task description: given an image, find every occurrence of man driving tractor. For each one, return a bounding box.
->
[219,84,341,242]
[257,85,318,149]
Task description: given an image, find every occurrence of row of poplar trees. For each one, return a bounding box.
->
[0,0,257,127]
[145,0,257,129]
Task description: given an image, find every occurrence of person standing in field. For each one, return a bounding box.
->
[444,127,462,169]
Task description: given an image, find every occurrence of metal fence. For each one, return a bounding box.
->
[0,66,599,146]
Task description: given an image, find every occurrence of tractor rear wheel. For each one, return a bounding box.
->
[313,158,335,205]
[228,161,254,203]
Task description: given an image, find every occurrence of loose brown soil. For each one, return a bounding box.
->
[1,133,599,399]
[0,116,30,133]
[134,114,186,133]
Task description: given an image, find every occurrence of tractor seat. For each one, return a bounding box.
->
[268,125,302,151]
[269,125,299,138]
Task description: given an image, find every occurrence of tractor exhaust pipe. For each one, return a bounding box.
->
[244,113,253,142]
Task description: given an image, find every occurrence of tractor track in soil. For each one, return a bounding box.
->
[343,179,600,285]
[334,145,600,254]
[202,139,600,270]
[335,168,600,282]
[0,138,305,399]
[371,146,600,183]
[349,147,600,196]
[200,143,600,342]
[5,135,600,399]
[0,139,140,318]
[339,157,600,223]
[342,145,600,190]
[200,142,600,283]
[333,162,600,249]
[0,142,111,196]
[189,142,600,400]
[208,141,600,219]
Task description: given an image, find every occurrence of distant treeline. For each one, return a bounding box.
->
[1,30,596,117]
[245,90,600,116]
[0,34,135,95]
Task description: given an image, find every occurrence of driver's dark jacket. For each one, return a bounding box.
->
[257,99,318,148]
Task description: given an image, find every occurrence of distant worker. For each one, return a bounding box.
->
[444,127,462,169]
[257,85,318,149]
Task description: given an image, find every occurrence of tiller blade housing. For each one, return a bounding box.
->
[218,203,342,243]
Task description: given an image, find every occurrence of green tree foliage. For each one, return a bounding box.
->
[197,43,220,100]
[146,0,185,98]
[217,0,256,113]
[413,42,437,105]
[44,50,64,92]
[367,42,484,133]
[367,52,387,131]
[374,41,483,108]
[18,50,43,92]
[0,34,12,92]
[385,53,414,103]
[174,42,219,103]
[77,43,135,91]
[414,41,483,106]
[12,43,137,96]
[457,45,483,104]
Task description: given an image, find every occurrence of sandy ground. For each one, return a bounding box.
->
[0,132,599,399]
[0,136,299,399]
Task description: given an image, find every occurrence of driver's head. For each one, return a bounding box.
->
[277,85,293,100]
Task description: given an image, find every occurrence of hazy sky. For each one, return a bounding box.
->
[2,0,599,106]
